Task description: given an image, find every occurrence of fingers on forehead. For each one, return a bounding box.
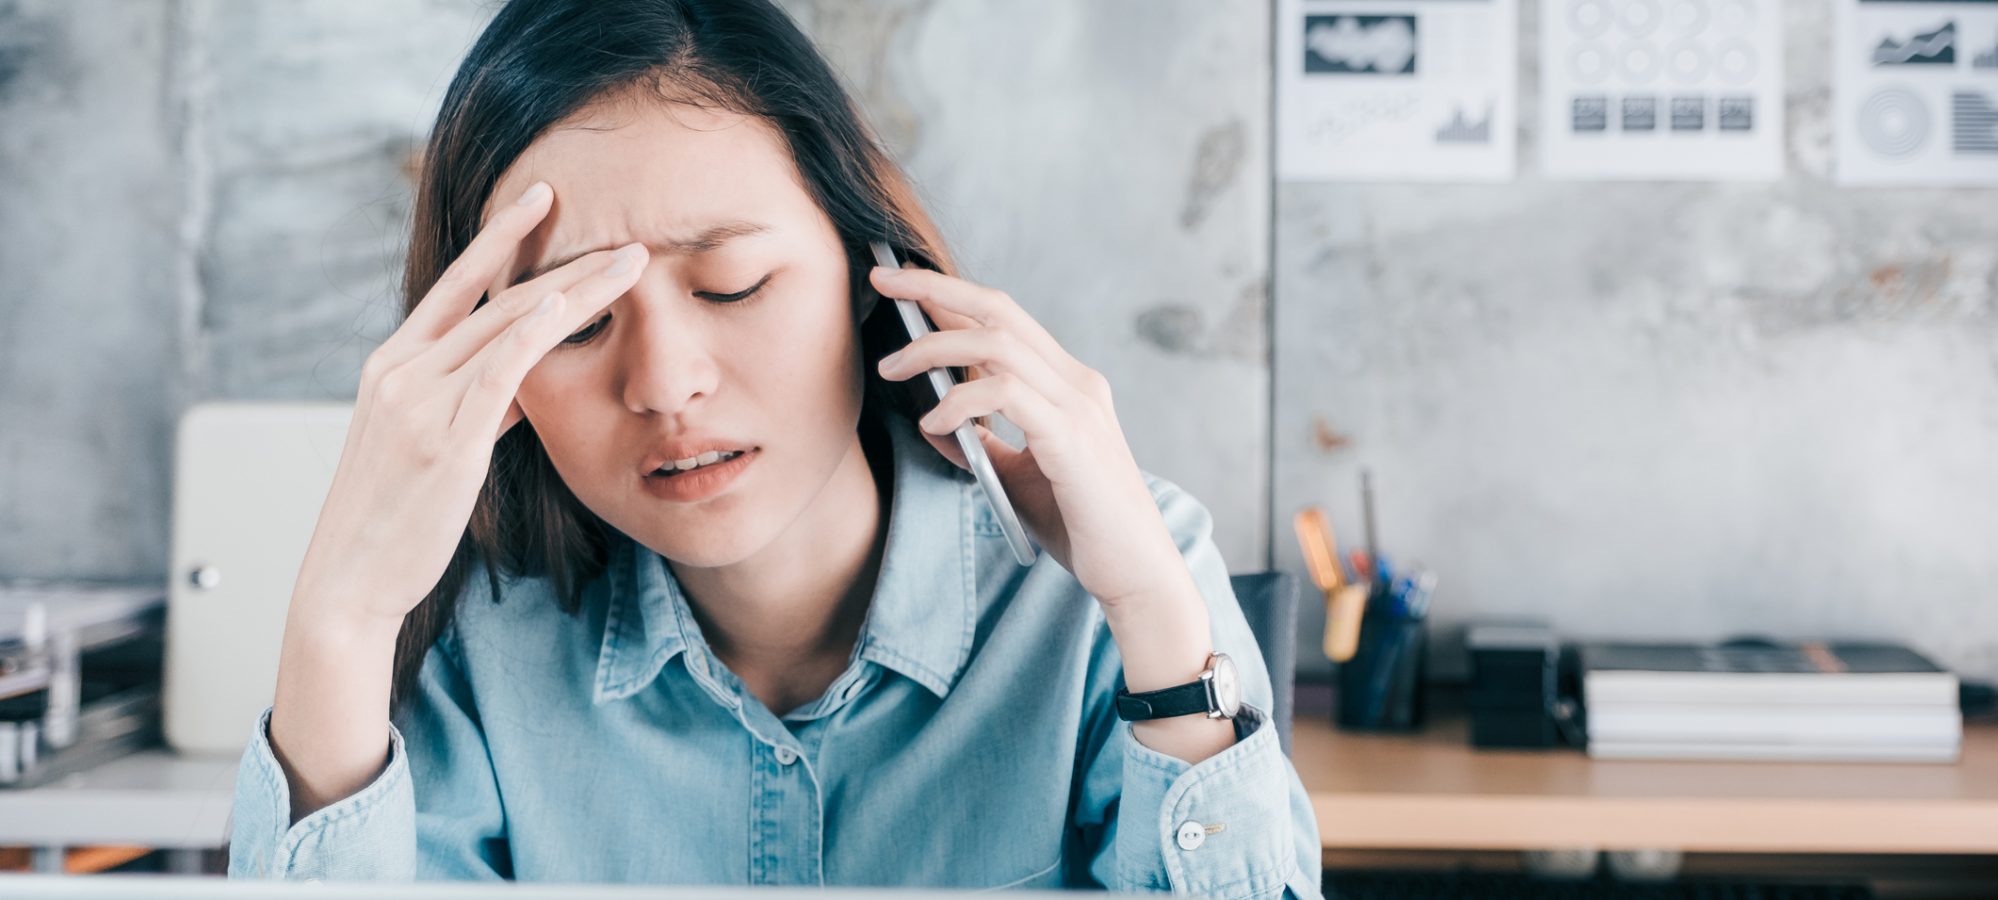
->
[510,246,623,301]
[448,185,555,289]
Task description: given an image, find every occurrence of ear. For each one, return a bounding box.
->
[855,285,879,324]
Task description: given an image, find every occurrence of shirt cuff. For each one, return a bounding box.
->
[227,705,417,880]
[1115,703,1299,898]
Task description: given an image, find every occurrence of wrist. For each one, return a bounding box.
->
[271,595,402,821]
[1126,649,1237,764]
[276,599,405,709]
[1102,572,1213,694]
[287,589,410,648]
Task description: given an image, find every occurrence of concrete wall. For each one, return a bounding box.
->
[2,1,183,580]
[2,0,495,582]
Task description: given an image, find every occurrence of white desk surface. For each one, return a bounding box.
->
[0,749,238,848]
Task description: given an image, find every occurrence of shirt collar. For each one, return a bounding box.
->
[592,407,978,706]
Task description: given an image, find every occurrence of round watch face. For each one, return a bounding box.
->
[1208,653,1242,718]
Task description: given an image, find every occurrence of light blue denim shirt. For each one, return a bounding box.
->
[228,407,1323,897]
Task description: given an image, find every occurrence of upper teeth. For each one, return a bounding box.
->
[664,450,741,472]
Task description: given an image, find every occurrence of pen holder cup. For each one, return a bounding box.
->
[1334,610,1427,732]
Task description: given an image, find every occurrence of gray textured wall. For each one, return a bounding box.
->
[2,0,495,581]
[0,2,1272,582]
[2,1,182,580]
[1275,0,1998,682]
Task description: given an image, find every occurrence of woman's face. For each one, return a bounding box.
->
[483,97,865,567]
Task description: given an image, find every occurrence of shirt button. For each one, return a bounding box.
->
[773,746,798,766]
[1176,820,1207,851]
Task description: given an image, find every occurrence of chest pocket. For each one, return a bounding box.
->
[818,711,1077,889]
[971,495,1004,537]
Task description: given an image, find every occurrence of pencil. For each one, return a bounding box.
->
[1292,507,1345,592]
[1293,507,1367,663]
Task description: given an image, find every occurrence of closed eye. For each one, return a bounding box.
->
[696,273,772,304]
[557,273,773,348]
[561,313,610,345]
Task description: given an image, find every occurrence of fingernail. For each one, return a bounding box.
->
[604,244,643,277]
[874,265,903,280]
[516,181,550,206]
[879,350,903,371]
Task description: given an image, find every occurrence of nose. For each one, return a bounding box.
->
[617,298,721,417]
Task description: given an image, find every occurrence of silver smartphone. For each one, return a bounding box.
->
[870,240,1037,567]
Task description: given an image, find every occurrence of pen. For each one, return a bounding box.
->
[1406,569,1438,619]
[1361,468,1379,565]
[1390,573,1413,618]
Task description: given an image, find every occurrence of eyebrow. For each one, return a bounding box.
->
[512,220,771,285]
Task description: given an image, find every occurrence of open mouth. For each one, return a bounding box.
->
[650,449,751,478]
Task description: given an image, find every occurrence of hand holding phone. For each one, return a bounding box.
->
[870,240,1037,567]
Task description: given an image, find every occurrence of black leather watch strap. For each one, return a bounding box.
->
[1114,681,1211,721]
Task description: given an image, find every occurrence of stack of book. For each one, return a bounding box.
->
[1580,642,1961,763]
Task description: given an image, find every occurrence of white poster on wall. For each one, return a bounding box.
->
[1539,0,1785,180]
[1836,0,1998,185]
[1275,0,1519,182]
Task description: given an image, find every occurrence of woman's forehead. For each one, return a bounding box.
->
[483,99,800,229]
[481,100,825,279]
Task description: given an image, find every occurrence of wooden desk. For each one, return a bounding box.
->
[1292,707,1998,854]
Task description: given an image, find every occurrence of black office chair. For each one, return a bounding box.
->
[1228,571,1298,756]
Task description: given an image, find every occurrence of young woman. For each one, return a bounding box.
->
[227,0,1320,895]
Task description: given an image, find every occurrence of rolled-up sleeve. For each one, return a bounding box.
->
[227,627,508,880]
[1078,473,1324,898]
[227,705,418,879]
[1114,705,1321,898]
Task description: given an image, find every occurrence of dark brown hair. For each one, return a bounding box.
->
[391,0,959,707]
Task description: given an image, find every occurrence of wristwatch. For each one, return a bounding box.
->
[1114,652,1242,721]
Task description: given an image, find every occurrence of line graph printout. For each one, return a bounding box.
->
[1540,0,1785,179]
[1276,0,1519,181]
[1837,0,1998,184]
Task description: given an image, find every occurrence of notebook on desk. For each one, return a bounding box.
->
[1579,641,1962,763]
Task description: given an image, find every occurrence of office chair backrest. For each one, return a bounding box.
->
[1228,571,1298,755]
